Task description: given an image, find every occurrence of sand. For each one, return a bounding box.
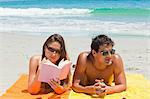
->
[0,32,150,95]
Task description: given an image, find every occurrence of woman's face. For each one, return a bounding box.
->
[45,41,61,64]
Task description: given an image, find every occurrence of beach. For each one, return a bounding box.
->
[0,0,150,96]
[0,32,150,95]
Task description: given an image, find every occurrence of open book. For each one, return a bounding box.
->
[38,58,72,83]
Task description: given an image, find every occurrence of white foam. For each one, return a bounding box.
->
[0,7,91,17]
[0,19,149,36]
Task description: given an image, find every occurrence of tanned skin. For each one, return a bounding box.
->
[72,44,126,96]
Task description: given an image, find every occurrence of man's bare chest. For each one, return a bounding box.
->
[86,65,114,85]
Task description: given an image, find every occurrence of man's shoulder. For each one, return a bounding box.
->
[112,54,124,68]
[76,52,90,71]
[79,51,89,58]
[78,51,91,62]
[112,54,122,61]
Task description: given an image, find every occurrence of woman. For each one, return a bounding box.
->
[28,34,71,95]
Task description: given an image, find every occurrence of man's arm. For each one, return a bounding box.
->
[72,53,96,94]
[104,54,127,95]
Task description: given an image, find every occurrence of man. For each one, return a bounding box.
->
[72,35,126,97]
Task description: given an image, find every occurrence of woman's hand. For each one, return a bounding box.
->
[48,79,66,94]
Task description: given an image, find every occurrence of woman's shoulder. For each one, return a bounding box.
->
[30,55,41,63]
[29,55,42,73]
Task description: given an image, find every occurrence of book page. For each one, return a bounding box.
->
[38,59,72,83]
[38,64,61,83]
[59,61,72,80]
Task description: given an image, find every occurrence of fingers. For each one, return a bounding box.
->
[94,79,107,88]
[95,86,106,95]
[48,80,56,89]
[94,82,100,86]
[48,79,66,94]
[95,79,104,82]
[48,79,61,90]
[94,79,104,86]
[53,78,60,84]
[99,87,106,92]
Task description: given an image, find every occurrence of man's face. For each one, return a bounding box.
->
[96,44,115,65]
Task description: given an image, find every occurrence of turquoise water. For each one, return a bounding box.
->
[91,8,150,16]
[0,0,149,37]
[0,0,150,8]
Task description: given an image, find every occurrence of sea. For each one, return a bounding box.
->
[0,0,150,37]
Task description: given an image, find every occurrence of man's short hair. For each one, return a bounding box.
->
[91,34,114,52]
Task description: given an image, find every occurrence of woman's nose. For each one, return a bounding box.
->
[52,52,56,56]
[52,51,58,56]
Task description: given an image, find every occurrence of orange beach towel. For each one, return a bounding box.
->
[0,74,70,99]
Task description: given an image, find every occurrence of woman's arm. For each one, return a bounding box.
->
[64,53,72,87]
[63,70,72,88]
[28,55,41,94]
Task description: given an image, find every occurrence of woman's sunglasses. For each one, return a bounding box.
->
[46,44,60,54]
[100,49,115,56]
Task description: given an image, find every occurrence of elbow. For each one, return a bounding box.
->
[28,87,40,95]
[28,83,41,95]
[71,83,76,91]
[28,82,41,95]
[71,83,79,93]
[120,84,127,92]
[123,84,127,91]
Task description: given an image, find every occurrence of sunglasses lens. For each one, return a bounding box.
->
[46,45,60,54]
[101,49,115,56]
[102,51,109,56]
[56,50,60,54]
[110,49,115,54]
[48,47,55,53]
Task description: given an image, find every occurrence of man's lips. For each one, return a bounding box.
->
[105,58,112,63]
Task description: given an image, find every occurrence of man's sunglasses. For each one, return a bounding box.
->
[100,49,115,56]
[46,44,60,54]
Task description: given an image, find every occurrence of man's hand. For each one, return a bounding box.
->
[94,79,106,87]
[92,79,108,98]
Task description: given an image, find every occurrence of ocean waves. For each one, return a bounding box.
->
[0,17,149,37]
[0,7,149,17]
[0,7,149,37]
[0,8,91,17]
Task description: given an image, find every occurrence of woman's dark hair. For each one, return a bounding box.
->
[41,34,67,65]
[91,34,114,52]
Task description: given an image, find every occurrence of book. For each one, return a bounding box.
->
[38,58,72,83]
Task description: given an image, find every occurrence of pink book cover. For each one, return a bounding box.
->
[38,59,72,83]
